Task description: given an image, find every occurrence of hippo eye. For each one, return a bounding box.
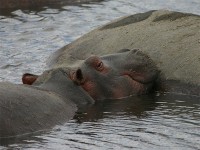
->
[96,61,104,71]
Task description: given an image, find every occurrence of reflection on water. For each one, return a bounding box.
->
[1,93,200,149]
[0,0,200,149]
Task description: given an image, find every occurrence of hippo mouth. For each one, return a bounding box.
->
[121,72,154,95]
[122,71,144,84]
[122,70,156,85]
[122,73,145,88]
[123,74,139,83]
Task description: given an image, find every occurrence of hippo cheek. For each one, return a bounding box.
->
[80,80,100,100]
[106,76,141,99]
[118,75,146,96]
[122,75,146,95]
[111,88,130,99]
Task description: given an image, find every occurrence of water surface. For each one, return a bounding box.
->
[0,0,200,149]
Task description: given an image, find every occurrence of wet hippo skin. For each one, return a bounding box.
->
[70,49,159,100]
[27,49,159,101]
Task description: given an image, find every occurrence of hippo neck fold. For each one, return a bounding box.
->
[34,68,94,108]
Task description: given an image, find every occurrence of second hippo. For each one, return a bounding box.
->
[0,68,94,138]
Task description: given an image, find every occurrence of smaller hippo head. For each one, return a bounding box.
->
[70,49,160,100]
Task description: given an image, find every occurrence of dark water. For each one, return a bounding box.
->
[0,0,200,149]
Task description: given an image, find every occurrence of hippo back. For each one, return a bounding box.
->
[0,82,76,138]
[48,10,200,86]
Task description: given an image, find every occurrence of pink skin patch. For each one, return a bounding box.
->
[112,88,127,99]
[123,75,145,95]
[81,80,100,100]
[111,75,145,99]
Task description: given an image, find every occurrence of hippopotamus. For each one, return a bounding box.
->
[69,49,159,100]
[0,49,159,138]
[26,49,159,100]
[48,10,200,95]
[0,68,94,138]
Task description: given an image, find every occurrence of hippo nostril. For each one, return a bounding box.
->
[70,68,85,85]
[69,69,84,85]
[76,69,83,81]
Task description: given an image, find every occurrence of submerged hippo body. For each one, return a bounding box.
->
[0,68,94,138]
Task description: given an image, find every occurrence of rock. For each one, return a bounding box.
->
[49,10,200,86]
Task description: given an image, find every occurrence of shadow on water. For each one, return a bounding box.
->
[74,94,158,123]
[0,0,105,16]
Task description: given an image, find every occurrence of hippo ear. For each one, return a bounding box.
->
[22,73,39,85]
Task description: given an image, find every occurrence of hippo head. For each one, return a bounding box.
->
[70,49,159,100]
[22,49,159,101]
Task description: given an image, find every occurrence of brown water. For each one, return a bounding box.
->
[0,0,200,149]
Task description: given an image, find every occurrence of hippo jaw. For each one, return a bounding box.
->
[122,69,159,85]
[122,73,154,95]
